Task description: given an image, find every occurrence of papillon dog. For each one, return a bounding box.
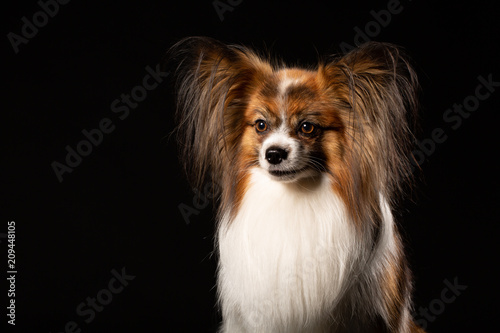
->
[170,37,425,333]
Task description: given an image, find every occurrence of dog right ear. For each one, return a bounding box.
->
[168,36,272,191]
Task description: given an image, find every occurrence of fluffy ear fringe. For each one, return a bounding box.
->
[168,37,231,192]
[169,37,269,194]
[321,42,419,207]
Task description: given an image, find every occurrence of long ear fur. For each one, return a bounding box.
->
[320,42,419,220]
[169,37,272,199]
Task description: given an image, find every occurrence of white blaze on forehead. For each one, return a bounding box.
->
[278,72,302,125]
[278,72,303,98]
[279,75,301,96]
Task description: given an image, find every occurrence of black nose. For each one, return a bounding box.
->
[266,147,288,165]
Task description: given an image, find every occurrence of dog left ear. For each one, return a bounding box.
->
[320,42,420,200]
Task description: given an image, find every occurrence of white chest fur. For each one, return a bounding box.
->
[217,169,359,333]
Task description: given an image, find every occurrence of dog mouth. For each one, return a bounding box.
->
[268,167,308,178]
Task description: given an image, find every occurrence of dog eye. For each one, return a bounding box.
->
[300,122,315,135]
[255,120,268,133]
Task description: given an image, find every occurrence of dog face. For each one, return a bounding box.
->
[239,68,346,183]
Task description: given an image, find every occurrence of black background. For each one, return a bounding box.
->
[3,0,499,332]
